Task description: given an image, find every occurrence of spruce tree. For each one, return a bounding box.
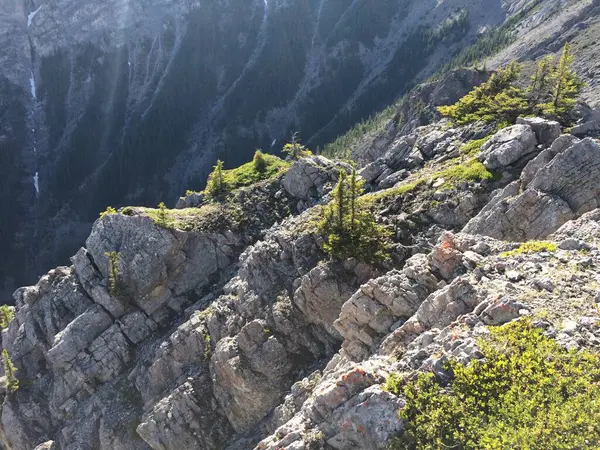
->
[438,61,527,124]
[206,159,226,198]
[2,349,18,393]
[540,45,584,123]
[320,169,391,264]
[282,133,312,161]
[528,55,556,113]
[155,202,172,228]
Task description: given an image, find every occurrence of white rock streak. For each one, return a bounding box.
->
[33,172,40,196]
[29,71,37,100]
[28,5,43,28]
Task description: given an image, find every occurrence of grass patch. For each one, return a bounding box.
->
[360,179,425,206]
[460,137,489,157]
[360,158,493,206]
[389,318,600,449]
[211,153,289,195]
[432,158,495,189]
[99,206,118,218]
[501,241,558,258]
[142,203,245,232]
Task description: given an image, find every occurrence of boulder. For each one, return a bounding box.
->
[378,170,408,189]
[478,124,537,169]
[293,262,375,339]
[85,214,240,315]
[571,119,600,137]
[359,159,388,184]
[137,378,233,450]
[175,192,203,209]
[46,304,113,369]
[520,134,579,188]
[516,117,561,145]
[326,385,404,449]
[282,156,351,200]
[465,138,600,240]
[211,320,294,433]
[334,255,439,361]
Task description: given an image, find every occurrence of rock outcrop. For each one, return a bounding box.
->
[465,137,600,241]
[3,112,600,450]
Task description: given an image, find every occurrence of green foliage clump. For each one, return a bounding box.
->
[536,44,585,123]
[361,179,425,206]
[392,318,600,449]
[438,61,528,125]
[2,349,19,393]
[382,373,403,396]
[500,240,558,258]
[282,133,313,161]
[0,305,15,330]
[319,170,392,264]
[105,251,122,296]
[206,159,226,199]
[153,202,175,229]
[433,158,495,189]
[203,153,289,200]
[253,149,268,173]
[99,206,118,218]
[439,45,583,126]
[460,137,489,156]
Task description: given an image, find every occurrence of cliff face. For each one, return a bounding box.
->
[3,1,600,448]
[2,91,600,449]
[1,0,587,298]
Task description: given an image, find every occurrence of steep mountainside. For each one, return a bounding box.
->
[1,0,597,299]
[2,72,600,449]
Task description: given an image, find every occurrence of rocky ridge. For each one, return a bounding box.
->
[2,112,600,449]
[6,0,600,300]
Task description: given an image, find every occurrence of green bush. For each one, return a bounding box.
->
[203,153,289,200]
[282,133,313,161]
[391,318,600,449]
[439,46,583,126]
[319,170,392,264]
[206,159,226,199]
[500,240,557,258]
[438,61,528,125]
[105,251,122,296]
[154,202,175,229]
[253,149,268,173]
[433,158,495,189]
[2,349,19,393]
[99,206,117,218]
[460,137,489,156]
[0,305,15,330]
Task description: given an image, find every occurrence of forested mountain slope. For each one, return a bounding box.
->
[1,0,598,298]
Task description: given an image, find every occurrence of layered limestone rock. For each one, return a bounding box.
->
[465,137,600,241]
[3,110,600,450]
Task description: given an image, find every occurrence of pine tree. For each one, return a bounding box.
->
[438,61,526,124]
[320,169,391,263]
[528,55,557,113]
[282,132,312,161]
[156,202,168,226]
[206,159,226,198]
[2,349,19,393]
[0,305,14,330]
[540,45,584,123]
